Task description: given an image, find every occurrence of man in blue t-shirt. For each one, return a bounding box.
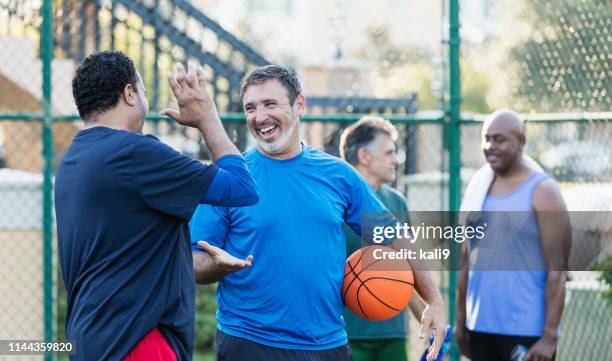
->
[190,65,447,361]
[55,51,258,361]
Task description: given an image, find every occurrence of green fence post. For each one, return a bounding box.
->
[41,0,55,360]
[448,0,462,360]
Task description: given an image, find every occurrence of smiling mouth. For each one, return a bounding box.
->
[258,125,278,135]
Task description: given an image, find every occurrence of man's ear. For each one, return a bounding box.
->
[123,83,138,106]
[293,94,306,116]
[357,147,370,166]
[517,133,526,148]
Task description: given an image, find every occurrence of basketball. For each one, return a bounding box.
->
[342,245,415,321]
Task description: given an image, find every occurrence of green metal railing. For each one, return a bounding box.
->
[41,1,54,360]
[447,0,462,359]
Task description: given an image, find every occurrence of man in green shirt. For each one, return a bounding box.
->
[339,116,425,361]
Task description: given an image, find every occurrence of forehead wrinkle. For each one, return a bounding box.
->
[243,93,290,108]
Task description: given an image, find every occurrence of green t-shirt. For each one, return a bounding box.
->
[343,184,411,340]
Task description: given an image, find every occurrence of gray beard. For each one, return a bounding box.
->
[255,116,299,155]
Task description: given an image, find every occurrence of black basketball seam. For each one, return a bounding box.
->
[343,247,385,302]
[343,257,362,303]
[343,257,383,301]
[356,278,402,313]
[361,276,415,287]
[353,276,415,320]
[343,248,369,301]
[344,246,375,277]
[356,280,369,319]
[343,246,408,303]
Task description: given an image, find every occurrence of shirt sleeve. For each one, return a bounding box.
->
[201,154,259,206]
[343,167,398,245]
[190,204,230,252]
[129,135,217,221]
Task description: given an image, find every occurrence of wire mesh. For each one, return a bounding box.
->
[460,117,611,361]
[0,119,46,361]
[0,1,609,361]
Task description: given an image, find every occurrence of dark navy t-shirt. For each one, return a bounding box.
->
[55,127,216,361]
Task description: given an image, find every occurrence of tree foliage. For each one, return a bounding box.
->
[592,254,612,306]
[509,0,611,112]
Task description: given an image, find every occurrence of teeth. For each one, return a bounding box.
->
[259,125,276,134]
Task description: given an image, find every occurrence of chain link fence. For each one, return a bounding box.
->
[0,120,46,361]
[0,1,609,361]
[460,0,611,360]
[460,117,612,359]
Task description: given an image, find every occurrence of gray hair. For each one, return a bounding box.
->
[339,116,398,166]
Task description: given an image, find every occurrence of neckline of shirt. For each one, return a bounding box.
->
[486,172,544,200]
[77,126,132,136]
[253,142,308,166]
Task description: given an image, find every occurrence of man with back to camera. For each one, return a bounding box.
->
[189,65,447,361]
[55,51,259,360]
[339,116,426,361]
[454,109,569,361]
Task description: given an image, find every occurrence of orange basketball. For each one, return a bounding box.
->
[342,245,414,321]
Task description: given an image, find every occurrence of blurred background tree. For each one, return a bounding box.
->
[509,0,610,112]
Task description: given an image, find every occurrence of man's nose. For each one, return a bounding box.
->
[254,108,269,123]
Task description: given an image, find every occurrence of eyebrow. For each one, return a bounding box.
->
[244,98,279,107]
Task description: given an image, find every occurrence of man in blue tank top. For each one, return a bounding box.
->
[190,65,447,361]
[454,109,569,361]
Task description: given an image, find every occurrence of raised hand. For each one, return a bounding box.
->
[161,62,219,130]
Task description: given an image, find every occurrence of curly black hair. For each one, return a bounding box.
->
[72,51,139,121]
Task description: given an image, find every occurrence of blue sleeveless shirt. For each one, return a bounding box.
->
[466,172,550,336]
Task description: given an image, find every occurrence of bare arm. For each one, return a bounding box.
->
[193,251,222,285]
[193,241,253,285]
[453,246,471,357]
[390,236,446,361]
[407,292,426,320]
[390,236,445,305]
[538,272,565,338]
[525,179,569,361]
[161,62,240,160]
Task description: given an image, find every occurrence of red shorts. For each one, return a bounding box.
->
[124,328,177,361]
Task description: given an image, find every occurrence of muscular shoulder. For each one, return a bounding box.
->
[533,176,567,211]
